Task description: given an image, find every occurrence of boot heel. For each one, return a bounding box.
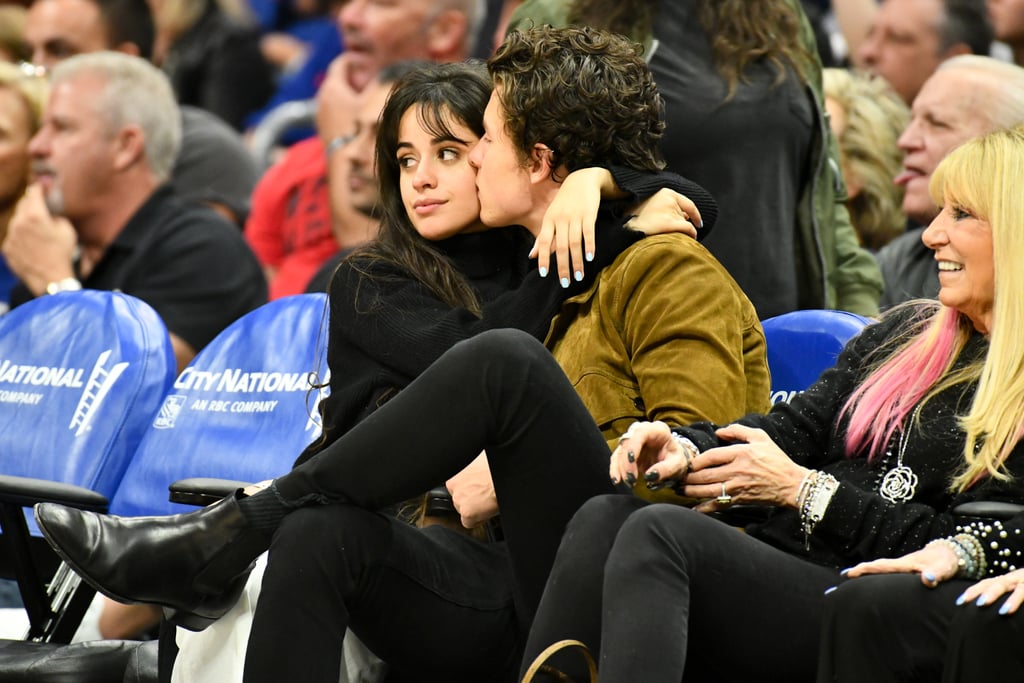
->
[163,607,217,632]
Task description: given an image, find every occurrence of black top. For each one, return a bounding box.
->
[677,309,1024,569]
[648,0,813,318]
[11,186,268,351]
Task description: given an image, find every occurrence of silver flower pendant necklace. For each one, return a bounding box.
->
[879,403,922,504]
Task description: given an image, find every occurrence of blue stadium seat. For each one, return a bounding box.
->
[0,291,175,642]
[761,310,872,406]
[109,293,330,518]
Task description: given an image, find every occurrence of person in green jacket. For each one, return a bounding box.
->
[508,0,883,319]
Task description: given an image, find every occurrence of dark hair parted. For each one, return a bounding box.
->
[363,61,493,315]
[488,25,665,180]
[565,0,814,94]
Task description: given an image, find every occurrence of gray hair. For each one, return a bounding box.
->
[938,55,1024,131]
[50,52,182,181]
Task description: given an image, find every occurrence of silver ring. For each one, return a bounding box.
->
[618,424,638,443]
[716,482,733,506]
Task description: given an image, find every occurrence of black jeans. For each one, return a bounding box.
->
[523,495,838,683]
[818,574,1024,682]
[245,329,622,682]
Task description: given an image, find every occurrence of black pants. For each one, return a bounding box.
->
[523,495,839,683]
[818,574,1024,682]
[244,329,622,682]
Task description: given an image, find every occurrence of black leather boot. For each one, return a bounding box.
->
[34,493,272,631]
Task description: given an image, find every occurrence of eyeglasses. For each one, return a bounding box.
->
[17,62,48,79]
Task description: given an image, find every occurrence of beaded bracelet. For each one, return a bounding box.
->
[798,471,840,548]
[953,518,1023,577]
[928,538,978,579]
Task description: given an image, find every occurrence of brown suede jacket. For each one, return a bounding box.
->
[545,233,771,503]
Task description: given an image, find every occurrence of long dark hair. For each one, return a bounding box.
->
[354,61,493,315]
[566,0,814,94]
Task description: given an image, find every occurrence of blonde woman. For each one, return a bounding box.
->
[816,124,1024,681]
[824,68,910,251]
[0,62,47,312]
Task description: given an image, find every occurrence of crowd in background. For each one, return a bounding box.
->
[3,0,1024,680]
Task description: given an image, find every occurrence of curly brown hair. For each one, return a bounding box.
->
[566,0,814,96]
[487,25,665,180]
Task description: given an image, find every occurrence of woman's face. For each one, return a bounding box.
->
[0,87,33,211]
[921,201,994,334]
[397,104,486,241]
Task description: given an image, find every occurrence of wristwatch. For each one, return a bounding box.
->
[45,277,82,295]
[325,134,355,158]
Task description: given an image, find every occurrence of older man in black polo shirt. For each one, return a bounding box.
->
[2,52,266,372]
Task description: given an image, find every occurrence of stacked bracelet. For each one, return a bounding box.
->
[669,433,698,474]
[929,534,986,580]
[797,471,840,548]
[952,518,1023,577]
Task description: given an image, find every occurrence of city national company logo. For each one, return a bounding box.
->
[0,350,130,436]
[152,366,327,434]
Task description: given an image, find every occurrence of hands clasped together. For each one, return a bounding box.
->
[609,420,811,513]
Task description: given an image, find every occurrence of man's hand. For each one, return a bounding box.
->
[2,185,77,296]
[316,54,366,143]
[446,452,499,529]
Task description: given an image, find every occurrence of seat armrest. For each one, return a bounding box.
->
[0,474,108,511]
[169,478,251,507]
[953,501,1024,520]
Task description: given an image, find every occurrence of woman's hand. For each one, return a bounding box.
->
[681,424,808,513]
[624,188,700,239]
[446,452,499,529]
[610,421,691,488]
[531,168,610,287]
[956,568,1024,614]
[842,542,960,587]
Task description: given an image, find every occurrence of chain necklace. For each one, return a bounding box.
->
[878,403,922,504]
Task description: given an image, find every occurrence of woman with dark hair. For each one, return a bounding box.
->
[509,0,883,319]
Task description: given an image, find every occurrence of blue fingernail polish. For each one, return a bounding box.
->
[956,594,967,606]
[698,220,704,229]
[824,586,837,595]
[840,568,851,577]
[560,277,569,288]
[539,267,548,278]
[924,572,936,583]
[586,252,594,262]
[977,596,988,606]
[1000,602,1011,615]
[574,270,583,282]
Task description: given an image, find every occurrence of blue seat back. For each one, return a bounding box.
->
[762,310,871,406]
[0,290,175,497]
[110,294,330,517]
